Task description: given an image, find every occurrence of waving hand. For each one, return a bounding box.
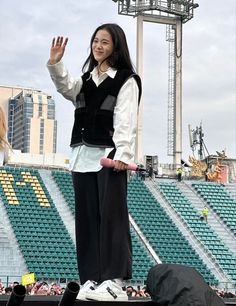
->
[49,36,68,65]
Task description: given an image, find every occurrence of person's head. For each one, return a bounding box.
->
[5,287,12,295]
[36,282,49,295]
[83,23,134,73]
[126,286,134,293]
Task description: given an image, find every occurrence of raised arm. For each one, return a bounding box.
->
[49,36,68,65]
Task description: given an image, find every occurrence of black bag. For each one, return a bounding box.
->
[146,264,225,306]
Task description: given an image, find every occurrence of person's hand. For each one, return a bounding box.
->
[113,160,128,171]
[49,36,68,65]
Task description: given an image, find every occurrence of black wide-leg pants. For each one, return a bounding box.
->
[72,163,132,285]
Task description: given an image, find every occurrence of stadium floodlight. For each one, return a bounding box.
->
[58,281,80,306]
[6,285,26,306]
[113,0,199,23]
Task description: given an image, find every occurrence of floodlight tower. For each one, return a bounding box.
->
[112,0,199,167]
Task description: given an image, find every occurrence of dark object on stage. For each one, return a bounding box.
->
[58,281,80,306]
[146,263,225,306]
[6,284,26,306]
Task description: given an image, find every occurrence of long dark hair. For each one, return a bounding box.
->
[82,23,135,73]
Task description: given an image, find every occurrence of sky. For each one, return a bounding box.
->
[0,0,235,164]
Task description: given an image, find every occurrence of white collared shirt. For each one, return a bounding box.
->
[47,61,139,172]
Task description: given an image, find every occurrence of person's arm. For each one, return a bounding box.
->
[47,61,82,103]
[112,77,139,170]
[47,36,82,103]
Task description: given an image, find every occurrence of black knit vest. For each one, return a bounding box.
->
[70,69,141,148]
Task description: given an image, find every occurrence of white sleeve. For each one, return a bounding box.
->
[47,60,83,105]
[112,77,139,164]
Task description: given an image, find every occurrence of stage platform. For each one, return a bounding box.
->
[0,296,234,306]
[0,295,153,306]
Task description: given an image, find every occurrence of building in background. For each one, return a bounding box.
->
[0,85,57,154]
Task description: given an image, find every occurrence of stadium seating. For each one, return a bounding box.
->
[51,171,75,215]
[0,167,78,280]
[158,182,236,282]
[0,168,157,283]
[128,177,218,285]
[3,167,234,285]
[130,226,156,282]
[192,182,236,235]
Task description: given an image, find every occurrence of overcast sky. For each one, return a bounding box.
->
[0,0,235,164]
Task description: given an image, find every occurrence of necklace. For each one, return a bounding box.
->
[97,65,109,76]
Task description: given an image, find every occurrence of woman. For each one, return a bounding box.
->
[47,23,141,301]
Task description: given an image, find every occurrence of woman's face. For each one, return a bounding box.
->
[92,29,114,67]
